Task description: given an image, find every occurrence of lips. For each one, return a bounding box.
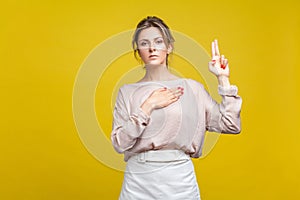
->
[149,55,158,58]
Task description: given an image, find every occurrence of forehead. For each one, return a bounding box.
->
[138,27,163,41]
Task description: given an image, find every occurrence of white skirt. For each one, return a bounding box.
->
[119,150,201,200]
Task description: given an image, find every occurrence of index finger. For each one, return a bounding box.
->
[214,39,220,56]
[155,87,167,92]
[211,41,215,57]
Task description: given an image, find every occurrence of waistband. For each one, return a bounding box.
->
[131,150,190,163]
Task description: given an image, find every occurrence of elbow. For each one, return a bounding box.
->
[233,118,242,134]
[113,146,126,154]
[222,120,242,134]
[112,142,132,154]
[231,126,241,134]
[111,139,125,153]
[111,138,132,154]
[111,134,135,154]
[222,127,241,134]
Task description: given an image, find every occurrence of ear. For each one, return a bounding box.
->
[136,49,141,57]
[167,44,173,54]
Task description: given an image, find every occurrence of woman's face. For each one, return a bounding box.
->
[137,27,171,66]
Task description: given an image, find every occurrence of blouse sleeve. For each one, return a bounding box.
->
[203,84,242,134]
[111,87,150,153]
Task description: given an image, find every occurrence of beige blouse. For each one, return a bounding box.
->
[111,78,242,161]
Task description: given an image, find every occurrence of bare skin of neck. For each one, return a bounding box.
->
[138,64,181,82]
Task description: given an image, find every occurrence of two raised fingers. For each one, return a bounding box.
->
[211,39,220,58]
[211,39,228,69]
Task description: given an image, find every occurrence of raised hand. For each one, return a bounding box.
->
[208,39,230,77]
[141,87,184,116]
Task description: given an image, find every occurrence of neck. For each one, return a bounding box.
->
[143,64,175,81]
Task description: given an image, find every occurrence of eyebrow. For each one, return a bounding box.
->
[138,37,164,42]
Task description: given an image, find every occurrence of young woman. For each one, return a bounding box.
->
[111,16,242,200]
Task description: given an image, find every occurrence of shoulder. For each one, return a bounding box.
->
[116,82,145,100]
[118,82,141,93]
[116,84,130,98]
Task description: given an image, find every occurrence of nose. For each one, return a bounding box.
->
[149,43,156,52]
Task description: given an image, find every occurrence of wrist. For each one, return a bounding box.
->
[141,100,154,116]
[217,75,231,88]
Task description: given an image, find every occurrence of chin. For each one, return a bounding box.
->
[145,60,165,66]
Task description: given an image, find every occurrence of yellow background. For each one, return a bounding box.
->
[1,0,300,199]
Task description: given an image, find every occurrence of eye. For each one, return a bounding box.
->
[155,39,164,44]
[139,41,148,46]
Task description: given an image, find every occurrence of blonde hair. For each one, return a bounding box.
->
[132,16,175,66]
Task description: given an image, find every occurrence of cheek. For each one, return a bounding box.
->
[138,50,148,59]
[159,50,168,58]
